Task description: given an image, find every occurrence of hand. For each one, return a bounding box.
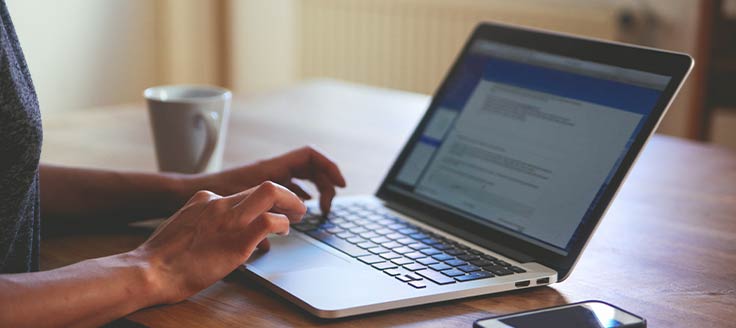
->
[188,146,346,214]
[134,181,306,304]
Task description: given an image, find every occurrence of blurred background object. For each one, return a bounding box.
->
[6,0,735,149]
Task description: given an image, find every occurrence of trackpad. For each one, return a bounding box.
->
[245,234,351,274]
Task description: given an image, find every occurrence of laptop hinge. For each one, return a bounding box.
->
[382,200,537,264]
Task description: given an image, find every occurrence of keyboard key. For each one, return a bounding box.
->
[482,254,498,261]
[420,238,438,245]
[406,272,423,280]
[420,248,441,256]
[385,233,404,240]
[408,243,429,250]
[445,259,467,267]
[337,222,357,229]
[376,228,393,235]
[349,227,368,234]
[370,236,391,244]
[359,231,379,239]
[458,264,481,272]
[373,262,398,270]
[455,271,493,282]
[393,246,414,254]
[396,238,415,245]
[326,227,343,234]
[398,228,417,234]
[336,231,354,239]
[381,241,403,249]
[320,221,336,227]
[329,218,346,224]
[357,255,385,264]
[509,266,527,273]
[468,249,483,255]
[429,263,452,271]
[356,241,377,249]
[434,243,453,250]
[368,246,390,254]
[380,252,402,260]
[441,269,466,277]
[417,257,438,266]
[445,249,465,256]
[470,259,494,267]
[354,219,370,226]
[346,236,365,244]
[409,232,428,240]
[396,275,412,282]
[307,230,370,257]
[417,269,456,285]
[483,265,514,276]
[365,223,382,230]
[343,215,360,222]
[391,257,414,266]
[384,268,401,276]
[458,254,479,261]
[292,223,317,232]
[405,252,426,260]
[404,263,427,271]
[409,281,426,289]
[387,223,406,230]
[432,253,454,261]
[495,260,512,267]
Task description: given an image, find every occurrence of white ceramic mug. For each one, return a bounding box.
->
[144,85,231,174]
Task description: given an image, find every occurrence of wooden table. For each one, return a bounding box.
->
[41,80,736,327]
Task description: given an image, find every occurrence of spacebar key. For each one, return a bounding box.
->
[307,230,370,257]
[417,269,456,285]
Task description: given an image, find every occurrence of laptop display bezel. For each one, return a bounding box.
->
[375,22,693,280]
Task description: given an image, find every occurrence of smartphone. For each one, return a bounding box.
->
[473,300,646,328]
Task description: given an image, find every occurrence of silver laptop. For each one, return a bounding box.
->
[241,22,693,318]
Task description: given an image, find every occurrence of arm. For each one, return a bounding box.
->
[0,252,158,327]
[39,164,189,227]
[1,182,308,327]
[40,146,346,232]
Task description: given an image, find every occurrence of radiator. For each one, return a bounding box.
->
[298,0,623,94]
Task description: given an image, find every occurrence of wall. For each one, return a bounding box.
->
[227,0,298,93]
[227,0,704,137]
[640,0,703,138]
[6,0,160,113]
[6,0,705,139]
[6,0,226,114]
[156,0,226,86]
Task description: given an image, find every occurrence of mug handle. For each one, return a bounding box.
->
[194,112,219,173]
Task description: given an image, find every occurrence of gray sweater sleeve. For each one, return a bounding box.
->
[0,0,43,273]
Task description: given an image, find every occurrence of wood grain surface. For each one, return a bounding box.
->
[40,80,736,327]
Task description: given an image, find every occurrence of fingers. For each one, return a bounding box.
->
[288,146,347,188]
[256,238,271,252]
[241,212,291,255]
[285,180,312,200]
[234,181,306,225]
[306,147,347,188]
[313,172,337,214]
[186,190,221,205]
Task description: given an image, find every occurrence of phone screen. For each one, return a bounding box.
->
[476,302,643,328]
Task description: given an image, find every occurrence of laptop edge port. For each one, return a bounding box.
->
[515,280,531,287]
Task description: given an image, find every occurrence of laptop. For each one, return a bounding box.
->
[241,22,693,318]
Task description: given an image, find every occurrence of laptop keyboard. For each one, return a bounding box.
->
[291,201,526,289]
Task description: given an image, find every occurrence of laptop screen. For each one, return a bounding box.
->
[386,40,671,255]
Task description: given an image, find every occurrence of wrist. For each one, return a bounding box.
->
[163,173,201,207]
[122,249,172,307]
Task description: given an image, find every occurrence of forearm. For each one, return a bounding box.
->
[0,251,161,328]
[40,164,191,226]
